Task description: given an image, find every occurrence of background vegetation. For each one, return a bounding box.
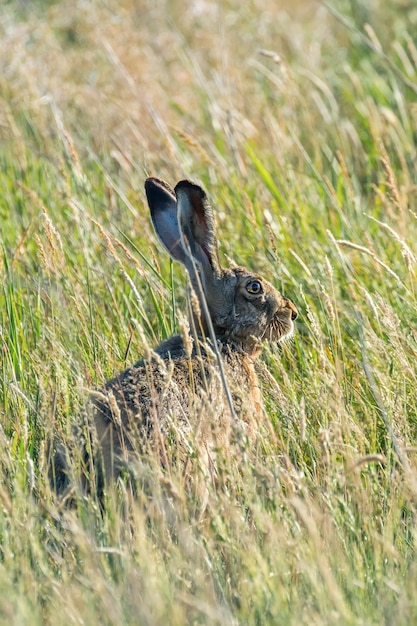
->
[1,0,417,623]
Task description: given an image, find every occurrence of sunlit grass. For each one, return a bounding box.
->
[1,0,417,624]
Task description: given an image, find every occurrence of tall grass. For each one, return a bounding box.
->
[1,0,417,623]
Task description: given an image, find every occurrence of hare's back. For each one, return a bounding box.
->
[91,342,260,479]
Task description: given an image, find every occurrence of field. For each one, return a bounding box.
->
[1,1,417,624]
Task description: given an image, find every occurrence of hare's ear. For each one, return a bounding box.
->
[145,177,188,265]
[174,180,221,286]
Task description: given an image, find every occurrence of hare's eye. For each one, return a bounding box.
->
[246,280,263,295]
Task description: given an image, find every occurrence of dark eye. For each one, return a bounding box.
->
[246,280,263,295]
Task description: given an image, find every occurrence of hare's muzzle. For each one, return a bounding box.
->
[284,298,298,321]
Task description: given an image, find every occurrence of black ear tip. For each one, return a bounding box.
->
[175,179,195,190]
[145,177,164,193]
[144,177,176,204]
[145,178,158,204]
[174,179,206,198]
[144,176,156,188]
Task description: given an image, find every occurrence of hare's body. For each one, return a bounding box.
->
[92,334,262,481]
[55,177,297,492]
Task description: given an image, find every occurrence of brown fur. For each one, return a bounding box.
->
[55,178,298,493]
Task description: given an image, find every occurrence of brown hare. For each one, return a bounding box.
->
[55,177,298,493]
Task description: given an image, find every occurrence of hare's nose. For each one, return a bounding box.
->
[284,298,298,321]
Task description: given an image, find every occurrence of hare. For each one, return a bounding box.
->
[56,177,298,493]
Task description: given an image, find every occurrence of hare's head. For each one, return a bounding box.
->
[145,177,297,356]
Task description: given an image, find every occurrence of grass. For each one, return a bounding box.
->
[1,0,417,623]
